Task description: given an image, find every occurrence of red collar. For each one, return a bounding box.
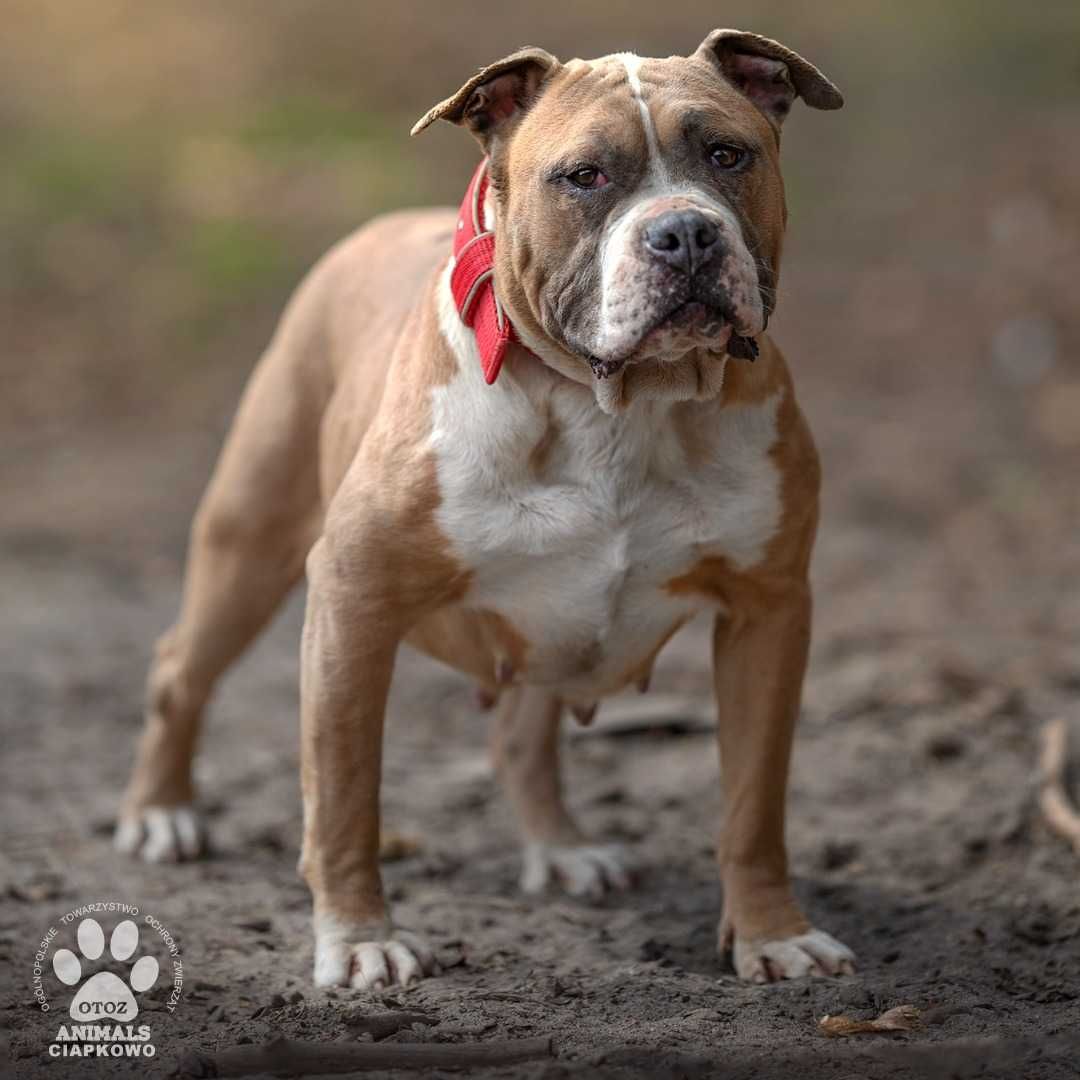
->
[450,159,524,384]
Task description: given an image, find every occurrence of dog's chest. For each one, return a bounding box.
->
[429,369,784,694]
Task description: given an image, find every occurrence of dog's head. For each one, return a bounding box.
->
[414,30,841,380]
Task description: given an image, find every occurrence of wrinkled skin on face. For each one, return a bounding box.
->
[491,52,785,377]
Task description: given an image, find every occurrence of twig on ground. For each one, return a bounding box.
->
[1038,717,1080,855]
[174,1034,553,1077]
[341,1009,437,1040]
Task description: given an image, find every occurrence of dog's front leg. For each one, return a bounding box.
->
[299,532,436,990]
[712,584,855,981]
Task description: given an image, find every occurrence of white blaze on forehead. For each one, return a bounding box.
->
[612,52,668,184]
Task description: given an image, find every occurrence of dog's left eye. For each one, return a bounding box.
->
[708,143,746,170]
[566,166,609,190]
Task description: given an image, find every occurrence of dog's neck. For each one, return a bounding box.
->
[508,315,731,415]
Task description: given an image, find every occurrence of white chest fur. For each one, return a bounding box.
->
[430,264,783,696]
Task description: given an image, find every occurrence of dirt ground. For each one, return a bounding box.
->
[5,218,1080,1080]
[3,3,1080,1079]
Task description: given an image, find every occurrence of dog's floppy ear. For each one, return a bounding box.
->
[411,47,560,145]
[695,29,842,128]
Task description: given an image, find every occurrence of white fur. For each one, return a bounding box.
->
[733,929,856,981]
[313,913,434,989]
[616,53,667,184]
[521,842,634,897]
[432,263,783,699]
[114,804,203,862]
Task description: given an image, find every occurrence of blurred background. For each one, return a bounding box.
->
[2,0,1079,637]
[3,2,1080,1073]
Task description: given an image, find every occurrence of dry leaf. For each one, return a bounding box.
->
[819,1004,922,1037]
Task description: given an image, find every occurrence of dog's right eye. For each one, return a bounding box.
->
[566,166,609,190]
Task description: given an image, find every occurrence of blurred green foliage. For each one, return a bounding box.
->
[9,134,147,221]
[1,0,1078,440]
[237,95,391,154]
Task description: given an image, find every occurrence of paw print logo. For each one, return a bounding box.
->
[52,918,159,1021]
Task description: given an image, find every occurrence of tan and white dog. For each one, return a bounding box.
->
[117,29,853,989]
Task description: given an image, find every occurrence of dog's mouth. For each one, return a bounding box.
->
[587,299,756,379]
[650,299,729,336]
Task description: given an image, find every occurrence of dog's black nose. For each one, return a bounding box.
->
[643,209,720,275]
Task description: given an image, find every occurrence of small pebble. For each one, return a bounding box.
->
[925,734,966,762]
[822,840,859,871]
[236,918,273,934]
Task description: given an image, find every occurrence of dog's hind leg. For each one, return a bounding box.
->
[116,313,330,862]
[492,685,635,899]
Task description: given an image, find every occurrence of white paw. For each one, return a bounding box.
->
[520,842,635,899]
[313,920,436,990]
[114,805,204,862]
[732,928,856,983]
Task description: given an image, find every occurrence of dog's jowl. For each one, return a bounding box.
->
[117,29,852,989]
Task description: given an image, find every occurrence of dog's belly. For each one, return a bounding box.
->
[468,519,709,696]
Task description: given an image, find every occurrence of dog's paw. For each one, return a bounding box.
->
[731,928,855,983]
[114,805,205,862]
[313,923,436,990]
[520,842,635,900]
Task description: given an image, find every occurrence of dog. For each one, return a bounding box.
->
[116,28,852,989]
